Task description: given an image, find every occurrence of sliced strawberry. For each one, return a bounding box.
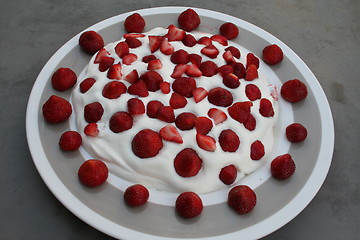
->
[115,41,130,58]
[223,50,235,63]
[259,98,274,117]
[84,123,99,137]
[243,114,256,131]
[124,69,139,84]
[223,73,240,89]
[148,35,164,53]
[225,46,241,59]
[182,34,197,47]
[194,117,213,135]
[94,48,110,63]
[171,64,187,78]
[84,102,104,123]
[218,65,234,77]
[109,111,133,133]
[170,92,187,109]
[174,148,202,178]
[107,63,122,80]
[127,79,149,97]
[160,39,174,55]
[140,70,163,92]
[262,44,284,65]
[167,24,186,42]
[175,112,197,130]
[246,53,260,69]
[131,129,163,158]
[271,154,296,179]
[250,140,265,160]
[122,53,138,65]
[160,81,170,94]
[123,33,145,38]
[160,124,183,143]
[99,57,115,72]
[245,84,261,101]
[178,8,201,32]
[199,60,218,77]
[245,64,258,81]
[124,13,145,33]
[157,106,175,123]
[124,184,149,207]
[185,64,202,77]
[102,81,127,99]
[146,100,164,118]
[219,129,240,152]
[200,44,219,59]
[172,77,196,98]
[210,34,228,46]
[125,36,142,48]
[280,79,308,102]
[207,108,227,125]
[78,159,108,187]
[51,68,77,91]
[79,31,104,54]
[228,185,257,214]
[196,134,216,152]
[228,101,253,123]
[175,192,203,218]
[42,95,72,123]
[127,98,145,115]
[231,62,246,79]
[219,165,237,185]
[142,54,157,63]
[219,22,239,40]
[79,78,96,93]
[197,36,212,46]
[192,87,208,103]
[189,53,202,67]
[170,49,189,64]
[147,59,162,70]
[208,87,233,107]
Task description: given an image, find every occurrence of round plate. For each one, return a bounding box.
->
[26,6,334,240]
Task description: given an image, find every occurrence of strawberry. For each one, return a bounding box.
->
[262,44,284,65]
[124,13,146,33]
[78,159,108,187]
[94,48,110,63]
[225,46,241,59]
[123,184,149,207]
[196,134,216,152]
[219,165,237,185]
[123,33,145,38]
[140,70,163,92]
[167,24,186,41]
[175,112,197,130]
[122,53,138,65]
[207,108,227,125]
[175,192,203,218]
[270,84,279,100]
[127,79,149,97]
[84,123,99,137]
[271,154,296,179]
[79,31,104,54]
[160,39,174,55]
[189,53,202,67]
[84,102,104,123]
[170,92,187,109]
[197,36,212,46]
[174,148,202,177]
[146,100,164,118]
[259,98,274,117]
[223,73,240,89]
[185,64,202,77]
[194,117,213,135]
[148,35,164,53]
[115,41,130,58]
[200,44,219,59]
[160,81,170,94]
[286,123,308,142]
[125,36,142,48]
[142,54,157,63]
[170,49,189,64]
[246,53,260,69]
[178,8,201,32]
[208,87,233,107]
[210,34,228,46]
[231,62,246,79]
[159,124,183,143]
[59,131,82,151]
[107,63,122,80]
[182,34,197,47]
[102,81,127,99]
[192,87,208,103]
[157,106,175,123]
[245,84,261,101]
[219,22,239,40]
[79,78,96,93]
[147,59,162,70]
[124,70,139,84]
[219,129,240,152]
[228,185,256,214]
[250,140,265,160]
[228,101,253,123]
[42,95,72,124]
[243,114,256,131]
[171,64,187,78]
[218,65,234,77]
[127,98,145,115]
[245,64,258,81]
[172,77,196,98]
[131,129,163,158]
[199,60,218,77]
[280,79,308,102]
[222,50,235,63]
[51,68,77,91]
[99,57,115,72]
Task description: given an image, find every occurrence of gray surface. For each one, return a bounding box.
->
[0,0,359,239]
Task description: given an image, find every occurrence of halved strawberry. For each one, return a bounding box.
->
[207,108,227,125]
[107,63,122,80]
[185,64,202,77]
[218,129,240,152]
[192,87,208,103]
[245,64,258,81]
[94,48,110,63]
[223,50,235,63]
[259,98,274,117]
[124,13,145,33]
[171,64,187,78]
[102,81,127,99]
[84,123,99,137]
[157,106,175,123]
[243,114,256,131]
[170,92,187,109]
[174,148,202,177]
[210,34,228,46]
[170,49,189,64]
[194,117,213,135]
[167,24,186,42]
[140,70,163,92]
[160,124,183,143]
[208,87,233,107]
[148,35,164,53]
[175,112,197,130]
[79,78,96,93]
[147,59,162,70]
[178,8,201,32]
[125,36,142,48]
[196,134,216,152]
[115,41,130,58]
[245,84,261,101]
[124,69,139,84]
[225,46,241,59]
[122,53,138,65]
[223,73,240,89]
[142,54,157,63]
[182,34,197,47]
[160,39,174,55]
[228,101,253,123]
[160,81,170,94]
[146,100,164,118]
[231,62,246,79]
[127,79,149,97]
[172,77,196,98]
[199,61,218,77]
[123,33,145,38]
[218,65,234,77]
[246,53,260,69]
[99,57,115,72]
[189,54,202,67]
[200,44,219,59]
[127,98,145,115]
[197,36,212,46]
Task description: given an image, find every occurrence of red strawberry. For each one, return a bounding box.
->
[189,53,202,67]
[122,53,138,65]
[78,159,108,187]
[124,70,139,84]
[194,117,213,135]
[219,22,239,40]
[250,140,265,160]
[157,106,175,123]
[84,102,104,123]
[222,50,235,63]
[84,123,99,137]
[142,54,157,63]
[245,84,261,101]
[207,108,227,125]
[147,59,162,70]
[160,81,170,94]
[171,64,187,78]
[243,114,256,131]
[259,98,274,117]
[59,131,82,151]
[79,31,104,54]
[218,65,234,77]
[182,34,197,47]
[196,134,216,152]
[124,184,149,207]
[109,111,133,133]
[160,39,174,55]
[146,100,164,118]
[99,57,115,72]
[172,77,196,98]
[42,95,72,123]
[102,81,127,99]
[219,165,237,185]
[107,63,122,80]
[228,185,256,214]
[124,13,146,33]
[280,79,308,102]
[132,129,163,158]
[185,64,202,77]
[80,78,96,93]
[286,123,308,142]
[225,46,241,59]
[246,53,260,69]
[210,34,228,46]
[125,36,142,48]
[127,79,149,97]
[170,93,187,109]
[167,24,186,41]
[175,192,203,218]
[140,70,163,92]
[148,35,164,53]
[262,44,284,65]
[51,68,77,91]
[127,98,145,115]
[219,129,240,152]
[245,64,258,81]
[231,62,246,79]
[115,41,130,58]
[178,8,201,32]
[199,60,218,77]
[208,87,233,107]
[197,36,212,46]
[159,124,183,143]
[175,112,197,130]
[192,87,208,103]
[123,33,145,38]
[223,73,240,89]
[174,148,202,177]
[200,44,219,59]
[228,101,253,123]
[271,154,296,179]
[170,49,189,64]
[94,48,110,63]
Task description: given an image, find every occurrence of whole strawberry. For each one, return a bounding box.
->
[281,79,308,102]
[51,68,77,91]
[175,192,203,218]
[262,44,284,65]
[219,22,239,40]
[271,154,296,179]
[59,131,82,151]
[178,8,201,32]
[228,185,256,214]
[286,123,308,142]
[42,95,72,123]
[78,159,108,187]
[124,13,146,33]
[124,184,149,207]
[79,31,104,54]
[131,129,163,158]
